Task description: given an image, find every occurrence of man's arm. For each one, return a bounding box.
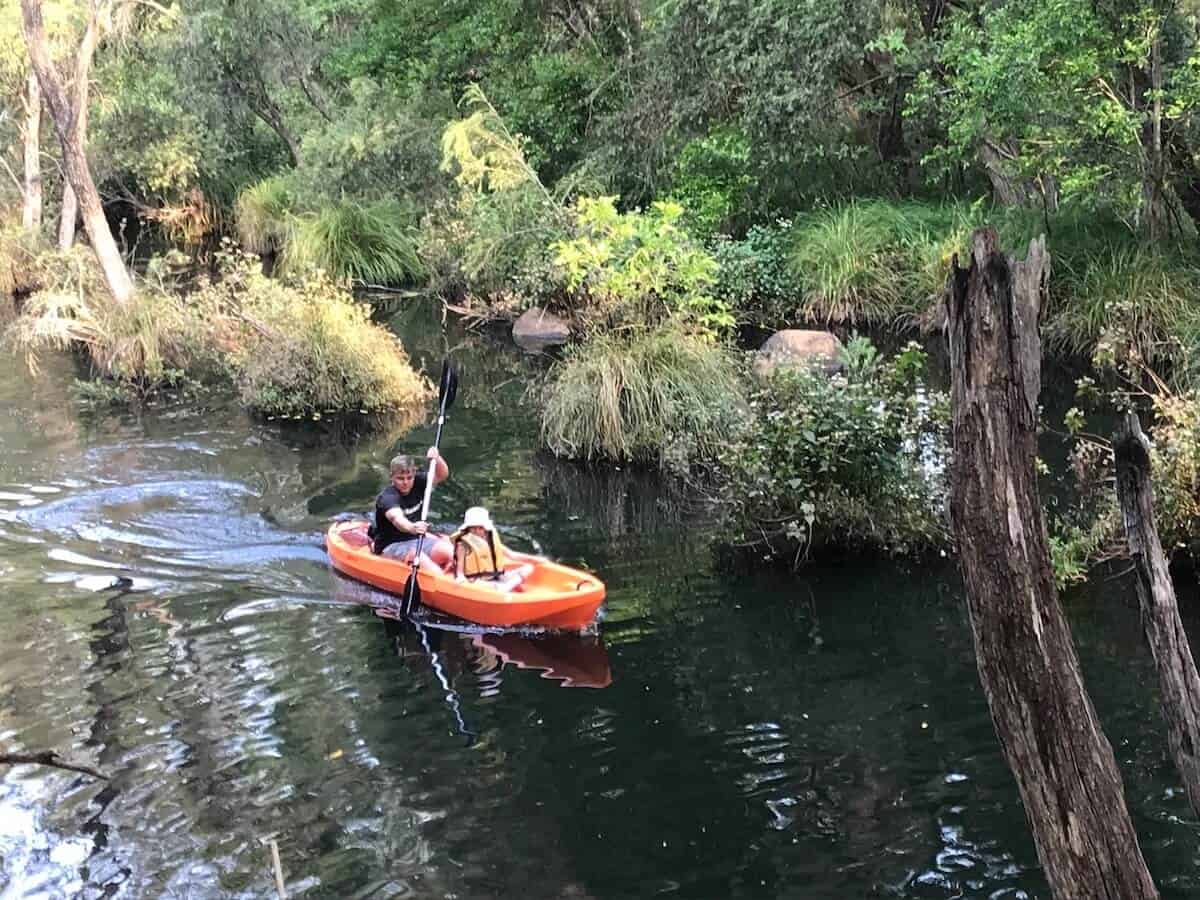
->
[428,447,449,485]
[385,506,427,535]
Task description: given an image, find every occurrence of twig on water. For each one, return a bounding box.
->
[266,837,287,899]
[0,750,108,780]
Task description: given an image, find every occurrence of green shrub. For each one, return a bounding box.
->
[427,84,569,308]
[282,200,424,285]
[420,187,567,306]
[710,222,799,327]
[666,126,756,240]
[553,196,733,337]
[540,327,744,472]
[721,338,950,561]
[191,248,432,419]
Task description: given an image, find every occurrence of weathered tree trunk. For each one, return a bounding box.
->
[57,0,100,250]
[21,0,133,305]
[978,138,1040,207]
[1114,412,1200,816]
[947,228,1158,900]
[58,187,79,250]
[1142,31,1169,241]
[22,71,43,232]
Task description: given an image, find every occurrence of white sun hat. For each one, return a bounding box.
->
[462,506,494,531]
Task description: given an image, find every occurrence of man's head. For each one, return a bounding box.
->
[389,454,417,492]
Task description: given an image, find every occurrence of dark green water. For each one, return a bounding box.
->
[1,303,1199,899]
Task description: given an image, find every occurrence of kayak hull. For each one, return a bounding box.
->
[325,521,605,629]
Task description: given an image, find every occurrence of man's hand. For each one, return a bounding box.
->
[426,446,440,461]
[410,520,429,535]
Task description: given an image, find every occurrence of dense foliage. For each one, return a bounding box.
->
[8,0,1200,565]
[723,338,950,562]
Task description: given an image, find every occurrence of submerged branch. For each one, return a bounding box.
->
[0,750,109,780]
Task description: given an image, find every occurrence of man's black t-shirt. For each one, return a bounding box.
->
[373,474,427,554]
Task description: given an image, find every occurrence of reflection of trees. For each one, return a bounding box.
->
[533,454,698,542]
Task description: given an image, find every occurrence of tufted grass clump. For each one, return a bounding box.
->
[236,179,424,287]
[540,326,744,472]
[2,240,192,388]
[235,175,297,255]
[1045,244,1200,365]
[282,199,424,285]
[787,200,972,327]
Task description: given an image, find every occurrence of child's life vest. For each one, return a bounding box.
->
[450,528,509,579]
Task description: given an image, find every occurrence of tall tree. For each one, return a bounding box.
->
[55,0,100,249]
[21,0,133,304]
[22,70,42,231]
[947,228,1158,899]
[913,0,1200,235]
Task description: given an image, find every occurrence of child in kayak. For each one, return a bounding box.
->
[450,506,533,592]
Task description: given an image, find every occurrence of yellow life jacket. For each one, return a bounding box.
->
[451,529,509,578]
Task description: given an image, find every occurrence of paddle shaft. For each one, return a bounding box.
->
[404,374,453,612]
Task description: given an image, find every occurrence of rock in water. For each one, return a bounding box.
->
[753,329,846,378]
[513,306,571,351]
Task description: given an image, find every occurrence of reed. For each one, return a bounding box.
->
[540,327,744,471]
[281,200,424,285]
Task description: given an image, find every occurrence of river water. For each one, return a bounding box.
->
[1,301,1199,899]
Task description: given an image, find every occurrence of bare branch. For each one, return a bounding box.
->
[0,750,109,780]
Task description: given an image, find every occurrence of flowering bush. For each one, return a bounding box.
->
[721,338,950,562]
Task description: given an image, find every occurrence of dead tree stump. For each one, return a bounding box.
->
[1115,411,1200,816]
[947,228,1157,899]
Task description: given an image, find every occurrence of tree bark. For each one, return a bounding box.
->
[57,0,100,250]
[947,228,1158,900]
[978,138,1039,207]
[22,71,43,232]
[1142,31,1169,241]
[21,0,133,305]
[1114,411,1200,817]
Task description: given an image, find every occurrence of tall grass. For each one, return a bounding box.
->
[235,175,297,255]
[281,200,424,285]
[780,200,1200,367]
[540,327,744,472]
[1045,244,1200,361]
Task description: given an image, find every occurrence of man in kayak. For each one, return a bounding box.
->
[373,449,453,572]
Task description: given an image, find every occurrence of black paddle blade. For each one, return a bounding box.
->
[438,360,458,413]
[402,569,421,616]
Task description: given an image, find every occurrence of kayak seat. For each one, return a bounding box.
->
[343,527,373,549]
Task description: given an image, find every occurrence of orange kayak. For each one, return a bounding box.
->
[325,520,605,629]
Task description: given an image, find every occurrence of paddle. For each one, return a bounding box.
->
[402,359,458,615]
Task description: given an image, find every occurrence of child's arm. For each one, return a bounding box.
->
[454,542,467,581]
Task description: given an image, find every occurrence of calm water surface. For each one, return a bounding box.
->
[1,304,1199,899]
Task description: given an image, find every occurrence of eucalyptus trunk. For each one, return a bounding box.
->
[1114,412,1200,817]
[56,0,100,251]
[947,228,1158,900]
[21,71,42,232]
[21,0,132,304]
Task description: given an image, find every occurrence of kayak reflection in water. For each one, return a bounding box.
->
[378,613,613,691]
